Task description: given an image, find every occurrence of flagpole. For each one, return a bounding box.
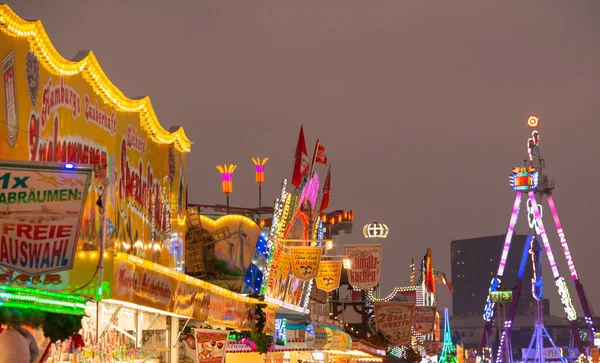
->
[290,125,304,178]
[308,139,320,178]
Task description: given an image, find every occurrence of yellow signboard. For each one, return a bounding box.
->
[316,261,342,292]
[290,246,322,281]
[0,5,191,270]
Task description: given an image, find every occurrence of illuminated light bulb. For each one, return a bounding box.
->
[343,258,352,269]
[527,115,539,128]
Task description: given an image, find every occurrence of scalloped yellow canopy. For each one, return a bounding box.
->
[0,4,192,152]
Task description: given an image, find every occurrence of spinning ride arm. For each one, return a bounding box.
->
[528,193,586,355]
[547,195,596,339]
[480,192,522,354]
[494,236,532,363]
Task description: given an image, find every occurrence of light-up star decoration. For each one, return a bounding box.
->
[509,166,539,191]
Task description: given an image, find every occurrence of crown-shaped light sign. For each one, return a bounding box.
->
[363,221,389,239]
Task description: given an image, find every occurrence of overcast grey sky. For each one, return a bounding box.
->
[7,0,600,316]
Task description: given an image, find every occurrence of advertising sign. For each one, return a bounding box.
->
[313,326,334,350]
[290,246,322,281]
[113,257,176,312]
[344,244,382,290]
[316,260,342,292]
[0,161,91,275]
[331,330,352,351]
[424,340,441,356]
[112,253,272,332]
[0,7,190,271]
[374,301,415,347]
[305,324,316,347]
[194,329,229,363]
[414,306,436,335]
[265,243,291,300]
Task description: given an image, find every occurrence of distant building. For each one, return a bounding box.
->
[450,234,536,317]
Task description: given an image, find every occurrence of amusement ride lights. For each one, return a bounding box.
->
[480,116,594,362]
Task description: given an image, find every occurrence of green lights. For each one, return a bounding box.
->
[0,285,88,315]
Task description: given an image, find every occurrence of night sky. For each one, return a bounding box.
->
[7,0,600,316]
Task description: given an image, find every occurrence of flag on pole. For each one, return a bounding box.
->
[319,166,331,213]
[292,126,309,188]
[315,144,327,164]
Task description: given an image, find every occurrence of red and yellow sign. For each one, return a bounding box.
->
[265,243,292,300]
[194,329,229,363]
[316,261,342,292]
[0,5,190,270]
[290,246,322,281]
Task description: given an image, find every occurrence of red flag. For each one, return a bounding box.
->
[319,167,331,212]
[315,144,327,164]
[292,126,309,188]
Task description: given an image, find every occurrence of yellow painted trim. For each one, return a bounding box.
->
[199,214,258,228]
[113,252,277,308]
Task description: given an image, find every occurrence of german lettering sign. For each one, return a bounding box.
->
[0,161,91,275]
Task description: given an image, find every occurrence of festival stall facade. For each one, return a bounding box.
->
[181,128,363,362]
[0,5,277,362]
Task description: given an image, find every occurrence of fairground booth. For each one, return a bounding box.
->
[0,4,277,362]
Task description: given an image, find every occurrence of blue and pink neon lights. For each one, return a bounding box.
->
[497,192,522,276]
[299,172,319,209]
[547,196,578,280]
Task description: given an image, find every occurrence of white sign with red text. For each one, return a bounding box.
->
[344,244,382,290]
[0,161,91,275]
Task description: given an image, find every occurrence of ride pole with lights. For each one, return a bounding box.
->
[216,164,237,214]
[252,157,268,208]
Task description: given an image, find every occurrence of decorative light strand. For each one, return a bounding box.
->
[0,285,87,315]
[0,5,192,152]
